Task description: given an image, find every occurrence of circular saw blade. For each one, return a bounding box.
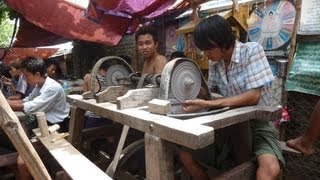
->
[170,61,201,102]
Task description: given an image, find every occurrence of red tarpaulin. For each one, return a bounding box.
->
[1,48,58,63]
[14,18,68,47]
[6,0,181,47]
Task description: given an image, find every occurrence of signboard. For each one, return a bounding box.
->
[248,0,296,50]
[286,42,320,96]
[298,0,320,35]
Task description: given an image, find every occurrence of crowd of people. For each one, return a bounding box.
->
[0,16,318,180]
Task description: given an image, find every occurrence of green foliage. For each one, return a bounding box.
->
[0,1,15,48]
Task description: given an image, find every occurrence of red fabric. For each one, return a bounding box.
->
[6,0,131,47]
[6,0,188,47]
[14,18,68,47]
[1,48,58,63]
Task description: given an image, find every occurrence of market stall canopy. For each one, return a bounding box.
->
[13,18,68,47]
[6,0,190,47]
[1,48,58,63]
[1,42,73,63]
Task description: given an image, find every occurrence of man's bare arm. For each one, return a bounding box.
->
[7,99,24,111]
[154,55,167,74]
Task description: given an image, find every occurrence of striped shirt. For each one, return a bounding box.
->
[85,73,108,118]
[208,41,274,106]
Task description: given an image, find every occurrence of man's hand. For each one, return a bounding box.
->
[182,99,209,113]
[1,76,11,83]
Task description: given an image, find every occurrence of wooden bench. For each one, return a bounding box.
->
[33,112,112,180]
[33,129,112,180]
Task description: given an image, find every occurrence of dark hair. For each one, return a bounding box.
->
[8,60,21,69]
[193,15,235,51]
[99,60,109,71]
[44,58,62,77]
[169,51,186,60]
[135,25,158,43]
[20,57,47,77]
[0,63,11,78]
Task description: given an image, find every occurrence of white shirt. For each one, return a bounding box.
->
[23,77,70,123]
[16,75,34,97]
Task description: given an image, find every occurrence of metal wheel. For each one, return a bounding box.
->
[170,60,201,102]
[90,56,134,93]
[105,64,131,86]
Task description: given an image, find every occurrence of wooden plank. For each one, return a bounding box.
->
[0,152,18,167]
[116,88,159,109]
[185,106,282,129]
[36,132,112,180]
[96,86,130,103]
[67,95,215,150]
[145,133,174,180]
[106,125,129,177]
[67,105,85,148]
[0,92,52,180]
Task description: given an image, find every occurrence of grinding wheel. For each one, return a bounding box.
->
[105,64,131,86]
[170,61,201,102]
[90,56,134,93]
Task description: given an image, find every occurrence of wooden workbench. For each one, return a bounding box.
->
[66,94,281,180]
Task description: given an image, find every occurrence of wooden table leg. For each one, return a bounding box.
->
[145,133,174,180]
[67,106,85,148]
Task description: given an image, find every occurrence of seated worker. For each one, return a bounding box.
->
[179,15,284,180]
[0,63,15,97]
[82,56,133,158]
[287,100,320,155]
[7,57,70,132]
[83,60,110,128]
[44,58,62,83]
[169,51,186,61]
[5,60,34,100]
[135,25,167,74]
[7,57,70,180]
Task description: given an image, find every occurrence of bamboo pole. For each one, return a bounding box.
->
[283,0,302,103]
[0,92,51,180]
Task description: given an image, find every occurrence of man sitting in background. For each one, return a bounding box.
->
[135,25,167,74]
[5,60,34,100]
[7,57,70,180]
[8,57,70,133]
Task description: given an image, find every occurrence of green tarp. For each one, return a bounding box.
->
[286,42,320,96]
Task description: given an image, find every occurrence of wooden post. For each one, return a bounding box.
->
[0,92,51,180]
[67,106,85,148]
[145,133,174,180]
[36,112,49,137]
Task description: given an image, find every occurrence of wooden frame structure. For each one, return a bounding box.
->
[66,94,281,179]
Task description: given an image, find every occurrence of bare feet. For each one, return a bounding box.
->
[286,136,316,155]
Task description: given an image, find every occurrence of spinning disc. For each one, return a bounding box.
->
[106,64,130,86]
[170,61,201,102]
